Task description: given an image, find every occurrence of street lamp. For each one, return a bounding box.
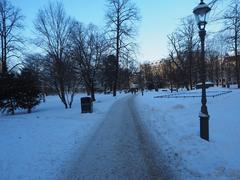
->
[193,0,211,141]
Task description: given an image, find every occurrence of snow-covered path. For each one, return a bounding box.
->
[63,96,174,180]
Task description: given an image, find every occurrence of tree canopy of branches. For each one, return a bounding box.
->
[0,0,24,74]
[222,0,240,88]
[34,1,79,108]
[71,22,109,101]
[167,17,198,90]
[105,0,140,96]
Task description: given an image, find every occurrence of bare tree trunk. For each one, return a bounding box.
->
[60,93,68,109]
[59,79,68,109]
[3,14,6,73]
[1,10,7,74]
[0,0,23,74]
[113,48,119,97]
[90,80,95,101]
[189,51,193,90]
[69,91,75,109]
[235,37,240,88]
[113,16,120,97]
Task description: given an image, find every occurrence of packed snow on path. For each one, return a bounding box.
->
[135,87,240,179]
[63,96,175,180]
[0,93,126,180]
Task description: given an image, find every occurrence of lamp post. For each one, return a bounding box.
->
[193,0,211,141]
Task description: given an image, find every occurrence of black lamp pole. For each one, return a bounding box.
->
[199,29,209,141]
[193,0,211,141]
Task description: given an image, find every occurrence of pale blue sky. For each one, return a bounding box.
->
[11,0,227,62]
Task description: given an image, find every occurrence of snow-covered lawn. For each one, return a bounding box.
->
[136,87,240,179]
[1,88,239,179]
[0,93,127,179]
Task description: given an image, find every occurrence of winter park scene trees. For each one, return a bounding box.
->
[0,0,240,179]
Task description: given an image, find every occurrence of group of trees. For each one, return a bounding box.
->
[0,0,40,115]
[4,0,238,114]
[0,0,140,113]
[0,67,41,114]
[167,17,198,90]
[223,0,240,88]
[32,0,139,108]
[138,0,240,91]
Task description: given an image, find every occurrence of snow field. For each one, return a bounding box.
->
[0,93,127,179]
[1,87,239,180]
[135,87,240,179]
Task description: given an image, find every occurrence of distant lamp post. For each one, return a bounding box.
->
[193,0,211,141]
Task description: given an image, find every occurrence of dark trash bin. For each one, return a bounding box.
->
[81,97,93,113]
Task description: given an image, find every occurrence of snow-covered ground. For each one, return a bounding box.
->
[135,87,240,179]
[1,87,239,179]
[0,93,127,179]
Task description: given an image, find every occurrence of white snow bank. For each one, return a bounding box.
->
[136,87,240,179]
[0,93,127,179]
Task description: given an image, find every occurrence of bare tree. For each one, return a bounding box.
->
[209,0,221,8]
[178,17,198,89]
[223,0,240,88]
[167,16,200,90]
[206,47,220,83]
[205,33,229,86]
[34,2,78,108]
[71,22,109,101]
[168,32,190,89]
[216,33,229,86]
[161,59,178,92]
[0,0,24,74]
[105,0,140,96]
